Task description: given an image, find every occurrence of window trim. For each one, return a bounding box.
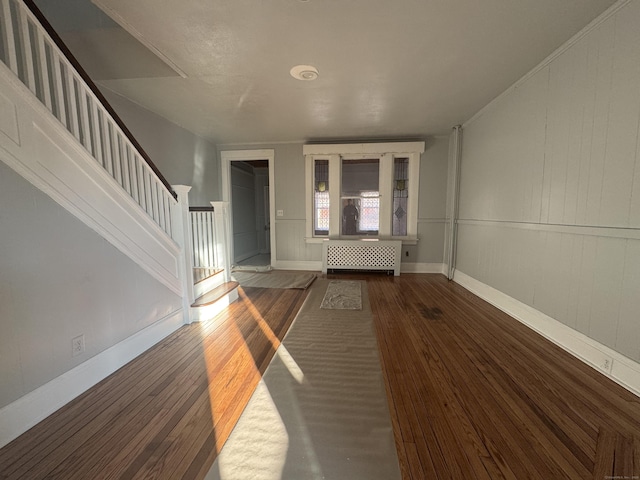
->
[304,142,424,243]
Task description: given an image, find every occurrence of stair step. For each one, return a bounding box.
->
[191,281,240,308]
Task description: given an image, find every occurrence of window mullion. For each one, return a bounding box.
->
[378,153,393,237]
[407,153,420,237]
[328,154,341,237]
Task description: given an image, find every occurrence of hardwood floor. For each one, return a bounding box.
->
[362,273,640,480]
[1,273,639,479]
[0,286,307,480]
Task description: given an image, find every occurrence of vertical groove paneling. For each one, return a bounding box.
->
[584,17,615,227]
[458,2,640,364]
[599,10,640,227]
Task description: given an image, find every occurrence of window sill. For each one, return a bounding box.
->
[305,236,418,245]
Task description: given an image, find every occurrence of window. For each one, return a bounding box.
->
[304,142,424,242]
[313,160,329,236]
[341,159,379,236]
[393,158,409,236]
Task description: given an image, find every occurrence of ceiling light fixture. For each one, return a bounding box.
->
[290,65,319,81]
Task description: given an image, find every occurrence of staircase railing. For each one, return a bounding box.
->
[0,0,176,236]
[190,207,218,269]
[190,203,232,283]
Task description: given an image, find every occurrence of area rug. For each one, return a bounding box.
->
[231,271,317,289]
[320,280,362,310]
[205,279,401,480]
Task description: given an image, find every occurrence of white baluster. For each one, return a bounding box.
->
[128,149,139,203]
[51,56,67,127]
[198,212,206,267]
[119,136,130,194]
[90,99,103,167]
[65,73,80,140]
[157,180,166,232]
[189,211,196,266]
[152,179,161,225]
[110,128,122,186]
[1,0,18,75]
[102,120,114,176]
[136,157,146,212]
[164,192,173,236]
[209,212,216,268]
[17,6,35,93]
[144,171,153,217]
[35,30,52,111]
[78,86,92,153]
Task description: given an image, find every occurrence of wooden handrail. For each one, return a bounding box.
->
[189,206,215,212]
[21,0,177,200]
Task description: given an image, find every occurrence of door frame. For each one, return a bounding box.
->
[220,149,275,268]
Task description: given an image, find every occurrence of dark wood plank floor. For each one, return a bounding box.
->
[1,273,639,479]
[363,273,640,480]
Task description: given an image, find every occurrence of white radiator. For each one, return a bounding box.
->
[322,240,402,276]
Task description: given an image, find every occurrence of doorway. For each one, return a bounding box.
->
[221,150,275,270]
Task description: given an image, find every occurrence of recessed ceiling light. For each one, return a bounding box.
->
[290,65,319,81]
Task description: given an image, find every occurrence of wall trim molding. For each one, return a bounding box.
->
[0,308,184,449]
[463,0,632,129]
[401,262,446,274]
[220,149,276,270]
[457,219,640,240]
[454,270,640,397]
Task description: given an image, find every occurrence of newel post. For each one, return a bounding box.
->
[210,201,232,283]
[172,185,195,324]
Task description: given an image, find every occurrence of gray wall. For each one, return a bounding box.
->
[413,135,449,265]
[456,0,640,363]
[0,162,182,408]
[254,168,270,253]
[220,139,449,266]
[220,143,322,264]
[101,89,220,206]
[231,163,259,262]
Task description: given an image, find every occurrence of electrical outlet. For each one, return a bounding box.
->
[72,334,85,357]
[277,209,284,217]
[602,358,611,372]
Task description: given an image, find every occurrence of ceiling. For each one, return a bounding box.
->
[34,0,617,145]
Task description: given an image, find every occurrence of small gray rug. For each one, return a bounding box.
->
[320,280,362,310]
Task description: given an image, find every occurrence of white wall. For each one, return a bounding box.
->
[101,89,220,205]
[0,161,182,409]
[456,0,640,365]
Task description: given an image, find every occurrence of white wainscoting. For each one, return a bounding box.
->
[454,270,640,397]
[401,263,446,274]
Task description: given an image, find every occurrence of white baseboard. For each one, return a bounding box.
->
[273,261,446,275]
[0,308,184,449]
[401,262,446,274]
[454,270,640,397]
[273,260,322,271]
